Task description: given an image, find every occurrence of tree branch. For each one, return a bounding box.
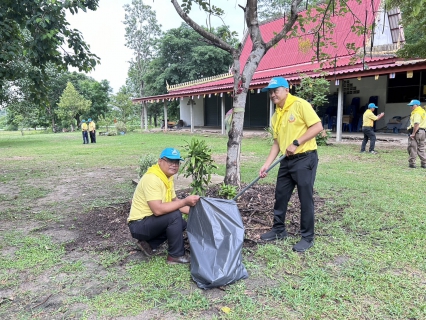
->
[265,0,303,50]
[170,0,236,54]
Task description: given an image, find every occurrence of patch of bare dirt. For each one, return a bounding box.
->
[65,184,326,254]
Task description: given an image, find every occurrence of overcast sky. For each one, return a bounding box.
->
[67,0,245,93]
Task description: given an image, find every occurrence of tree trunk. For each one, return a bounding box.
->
[225,47,266,186]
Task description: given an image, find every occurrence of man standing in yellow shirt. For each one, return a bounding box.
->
[360,103,384,154]
[81,119,89,144]
[407,99,426,168]
[128,148,200,264]
[88,118,96,143]
[258,77,323,252]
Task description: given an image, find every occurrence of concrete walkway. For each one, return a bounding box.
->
[329,131,408,143]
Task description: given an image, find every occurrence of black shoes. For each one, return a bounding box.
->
[137,240,156,257]
[409,164,416,168]
[260,229,288,241]
[166,254,190,265]
[292,239,314,252]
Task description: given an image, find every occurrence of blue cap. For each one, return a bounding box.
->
[368,103,378,109]
[261,77,289,92]
[82,119,86,123]
[88,118,92,122]
[160,148,184,161]
[407,99,421,106]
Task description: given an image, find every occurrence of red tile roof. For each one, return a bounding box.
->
[134,0,425,103]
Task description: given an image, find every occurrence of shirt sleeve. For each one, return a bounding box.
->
[144,175,166,202]
[301,101,321,127]
[368,113,378,121]
[413,114,422,124]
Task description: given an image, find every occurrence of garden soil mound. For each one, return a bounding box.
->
[65,184,325,254]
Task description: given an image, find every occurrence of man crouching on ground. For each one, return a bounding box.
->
[128,148,200,264]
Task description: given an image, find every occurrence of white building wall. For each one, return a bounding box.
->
[179,97,204,126]
[329,76,388,128]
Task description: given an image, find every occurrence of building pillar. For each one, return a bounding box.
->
[221,94,225,135]
[190,101,194,133]
[336,80,344,142]
[144,102,148,131]
[269,99,274,125]
[163,102,168,132]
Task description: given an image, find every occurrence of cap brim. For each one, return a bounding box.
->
[164,156,184,161]
[261,85,281,92]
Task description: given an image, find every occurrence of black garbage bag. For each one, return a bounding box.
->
[187,197,248,289]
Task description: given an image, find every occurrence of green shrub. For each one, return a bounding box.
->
[218,183,238,199]
[136,153,158,178]
[316,129,331,146]
[115,121,127,134]
[180,138,218,196]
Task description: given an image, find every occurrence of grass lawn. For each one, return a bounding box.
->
[0,130,425,319]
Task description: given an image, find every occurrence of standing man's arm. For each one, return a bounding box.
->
[259,139,280,178]
[286,121,323,156]
[411,123,420,139]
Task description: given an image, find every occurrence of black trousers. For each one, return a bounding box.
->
[128,210,187,257]
[361,126,376,152]
[272,151,318,241]
[89,130,96,143]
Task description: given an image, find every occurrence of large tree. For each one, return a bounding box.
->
[170,0,362,185]
[56,82,91,129]
[123,0,162,130]
[142,24,236,120]
[0,0,100,102]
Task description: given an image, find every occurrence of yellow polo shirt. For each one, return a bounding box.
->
[89,121,96,131]
[362,109,378,127]
[81,123,88,131]
[408,106,426,129]
[128,173,177,222]
[271,93,321,154]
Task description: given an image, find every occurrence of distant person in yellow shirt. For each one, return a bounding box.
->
[406,99,426,168]
[127,148,200,264]
[360,103,384,154]
[81,120,89,144]
[88,118,96,143]
[258,77,323,252]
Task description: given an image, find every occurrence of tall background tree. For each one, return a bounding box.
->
[123,0,162,130]
[56,82,91,130]
[110,86,138,130]
[0,0,100,103]
[170,0,364,185]
[142,24,237,121]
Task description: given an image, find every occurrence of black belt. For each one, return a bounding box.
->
[128,219,143,225]
[286,150,316,160]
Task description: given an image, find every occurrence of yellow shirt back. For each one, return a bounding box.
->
[409,106,426,129]
[128,173,177,222]
[271,93,321,154]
